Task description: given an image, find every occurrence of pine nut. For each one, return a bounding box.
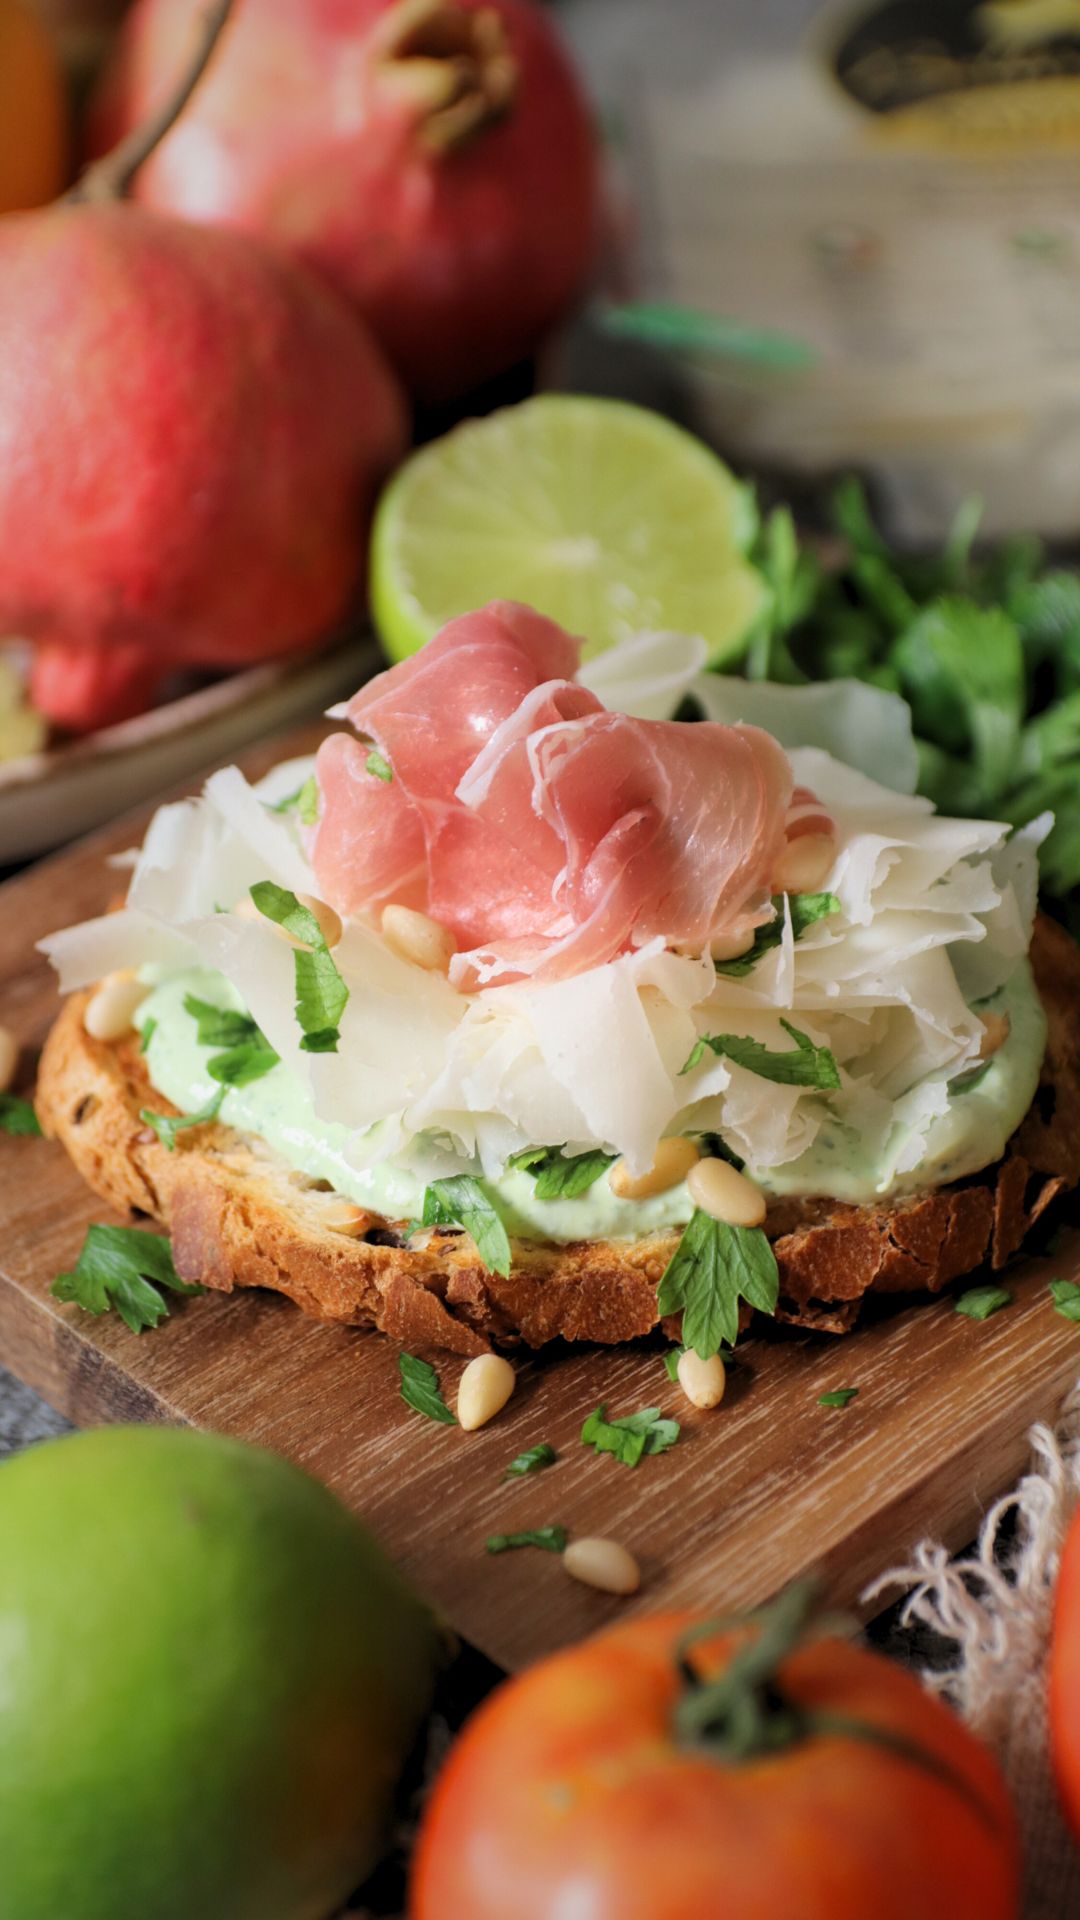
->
[772,832,835,895]
[609,1136,700,1201]
[84,973,149,1043]
[677,1348,727,1410]
[563,1537,641,1596]
[381,904,456,973]
[320,1201,370,1237]
[687,1156,767,1228]
[978,1011,1011,1060]
[709,925,756,962]
[0,1023,17,1095]
[457,1353,515,1431]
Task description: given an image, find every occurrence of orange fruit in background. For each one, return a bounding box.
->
[0,0,67,213]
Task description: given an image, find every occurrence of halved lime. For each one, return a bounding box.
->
[370,395,768,665]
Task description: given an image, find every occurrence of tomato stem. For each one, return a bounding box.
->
[674,1577,824,1758]
[673,1581,1003,1831]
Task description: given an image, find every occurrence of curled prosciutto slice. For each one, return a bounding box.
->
[311,601,804,987]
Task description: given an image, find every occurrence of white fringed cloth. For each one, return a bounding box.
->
[867,1384,1080,1920]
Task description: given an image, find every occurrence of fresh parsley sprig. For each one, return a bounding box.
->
[581,1404,680,1468]
[365,749,393,783]
[250,881,349,1054]
[51,1224,203,1333]
[657,1209,779,1358]
[818,1387,859,1409]
[508,1145,616,1201]
[422,1175,512,1277]
[714,892,840,979]
[0,1093,42,1137]
[398,1352,456,1425]
[681,1019,840,1090]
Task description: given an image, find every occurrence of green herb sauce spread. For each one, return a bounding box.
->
[136,960,1046,1242]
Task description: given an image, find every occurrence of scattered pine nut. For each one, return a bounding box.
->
[772,832,835,895]
[0,1023,17,1095]
[320,1201,369,1237]
[381,904,457,973]
[457,1353,515,1432]
[609,1136,700,1202]
[708,925,756,962]
[563,1536,641,1595]
[676,1348,727,1410]
[686,1157,767,1229]
[84,973,148,1043]
[978,1011,1011,1060]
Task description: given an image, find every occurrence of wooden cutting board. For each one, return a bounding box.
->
[2,720,1078,1674]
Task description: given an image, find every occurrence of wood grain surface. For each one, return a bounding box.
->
[2,722,1078,1673]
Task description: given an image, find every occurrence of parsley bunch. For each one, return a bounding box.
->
[742,479,1080,928]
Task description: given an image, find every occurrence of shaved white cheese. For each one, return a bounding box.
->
[692,677,921,795]
[40,909,193,992]
[578,629,708,720]
[38,715,1044,1200]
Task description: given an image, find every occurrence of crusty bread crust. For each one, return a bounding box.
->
[35,916,1080,1354]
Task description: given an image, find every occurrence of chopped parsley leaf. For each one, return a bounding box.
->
[509,1145,616,1201]
[1050,1279,1080,1325]
[714,891,840,979]
[581,1404,680,1468]
[505,1442,558,1478]
[51,1224,202,1333]
[422,1176,512,1277]
[682,1018,841,1090]
[0,1094,42,1137]
[250,881,348,1053]
[954,1285,1012,1322]
[398,1352,456,1425]
[486,1525,568,1555]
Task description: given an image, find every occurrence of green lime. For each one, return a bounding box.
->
[0,1426,442,1920]
[370,394,767,665]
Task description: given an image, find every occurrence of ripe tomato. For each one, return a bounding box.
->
[0,0,67,213]
[1050,1503,1080,1839]
[411,1592,1019,1920]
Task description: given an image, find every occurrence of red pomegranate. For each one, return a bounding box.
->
[0,202,407,730]
[93,0,600,404]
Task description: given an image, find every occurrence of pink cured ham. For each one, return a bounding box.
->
[311,601,804,986]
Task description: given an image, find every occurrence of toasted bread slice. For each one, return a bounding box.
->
[35,916,1080,1355]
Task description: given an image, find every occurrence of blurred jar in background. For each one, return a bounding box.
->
[563,0,1080,543]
